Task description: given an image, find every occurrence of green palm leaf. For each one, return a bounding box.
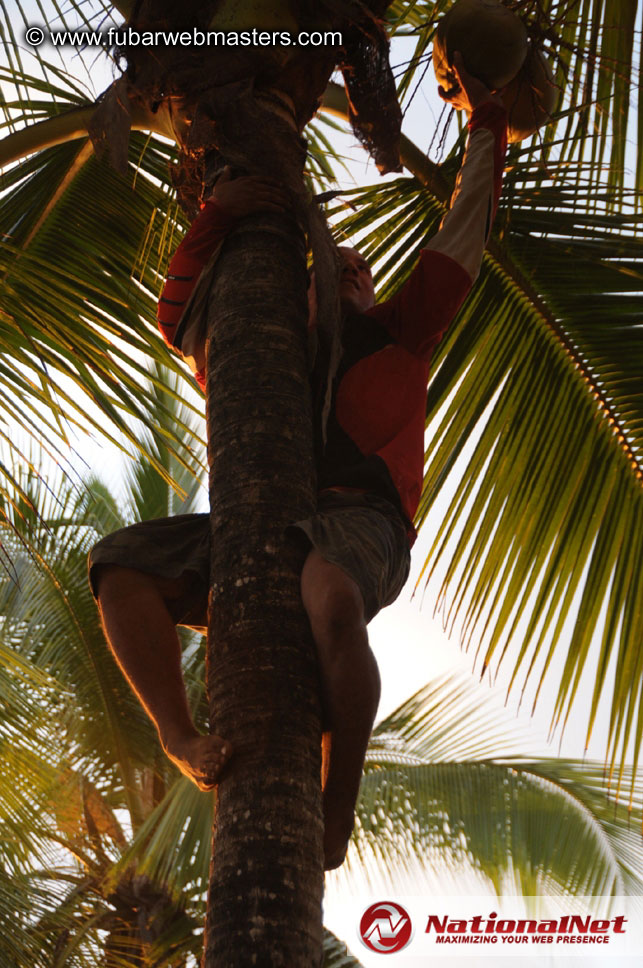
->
[0,368,206,826]
[323,929,366,967]
[117,676,641,908]
[0,376,208,965]
[1,58,204,484]
[350,676,641,898]
[1,431,640,964]
[320,134,643,783]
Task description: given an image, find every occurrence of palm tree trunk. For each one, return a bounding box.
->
[115,5,395,960]
[203,186,324,962]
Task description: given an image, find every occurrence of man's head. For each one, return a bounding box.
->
[338,246,375,313]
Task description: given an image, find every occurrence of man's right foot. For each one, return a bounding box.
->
[162,731,231,791]
[323,792,355,870]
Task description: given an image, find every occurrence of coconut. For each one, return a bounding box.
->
[502,48,558,141]
[433,0,528,93]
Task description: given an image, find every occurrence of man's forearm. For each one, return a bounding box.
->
[157,201,237,350]
[423,101,507,283]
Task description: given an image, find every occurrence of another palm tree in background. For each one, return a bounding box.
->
[0,380,640,966]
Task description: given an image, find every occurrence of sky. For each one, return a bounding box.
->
[2,3,642,965]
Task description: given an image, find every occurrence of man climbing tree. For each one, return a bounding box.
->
[89,53,507,881]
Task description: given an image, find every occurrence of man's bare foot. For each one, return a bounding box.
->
[162,730,231,792]
[323,793,355,870]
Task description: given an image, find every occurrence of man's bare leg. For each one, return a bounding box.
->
[94,564,231,791]
[301,550,380,870]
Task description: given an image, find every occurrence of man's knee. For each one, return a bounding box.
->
[301,551,366,652]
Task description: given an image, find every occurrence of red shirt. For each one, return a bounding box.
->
[158,102,508,539]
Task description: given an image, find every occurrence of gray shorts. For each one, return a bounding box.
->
[88,491,410,630]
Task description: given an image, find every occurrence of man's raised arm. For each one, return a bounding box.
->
[368,53,508,361]
[157,169,289,389]
[427,51,507,285]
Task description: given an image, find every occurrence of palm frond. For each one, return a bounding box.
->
[347,676,641,898]
[1,60,205,489]
[0,0,121,109]
[116,676,641,910]
[0,412,203,837]
[0,487,160,799]
[109,776,214,899]
[0,410,212,964]
[323,928,366,967]
[325,152,643,782]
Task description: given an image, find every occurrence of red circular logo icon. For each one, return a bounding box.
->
[360,901,413,953]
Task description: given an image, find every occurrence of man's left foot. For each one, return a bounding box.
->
[162,729,231,792]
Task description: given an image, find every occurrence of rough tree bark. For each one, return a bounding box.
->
[193,69,337,960]
[204,201,323,965]
[102,3,399,962]
[0,0,397,961]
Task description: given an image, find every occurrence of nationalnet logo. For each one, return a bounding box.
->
[425,910,628,947]
[352,899,633,958]
[360,901,413,953]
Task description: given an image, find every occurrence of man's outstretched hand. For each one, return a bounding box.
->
[438,51,505,114]
[207,166,290,217]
